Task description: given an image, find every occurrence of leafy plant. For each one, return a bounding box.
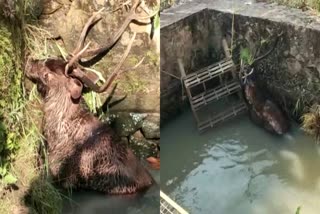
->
[240,47,254,65]
[296,206,301,214]
[83,91,102,114]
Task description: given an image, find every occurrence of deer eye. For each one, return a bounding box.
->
[41,72,51,84]
[44,73,49,81]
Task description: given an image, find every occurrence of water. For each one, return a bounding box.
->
[62,169,160,214]
[161,109,320,214]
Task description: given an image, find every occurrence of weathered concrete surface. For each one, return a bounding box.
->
[160,6,225,124]
[161,0,320,123]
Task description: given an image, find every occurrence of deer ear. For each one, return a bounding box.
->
[68,78,83,100]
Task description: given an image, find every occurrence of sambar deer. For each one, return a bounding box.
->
[25,0,157,194]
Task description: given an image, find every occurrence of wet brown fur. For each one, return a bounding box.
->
[242,78,289,135]
[25,58,154,194]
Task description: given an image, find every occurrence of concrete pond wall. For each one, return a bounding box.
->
[161,0,320,124]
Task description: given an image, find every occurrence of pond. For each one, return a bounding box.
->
[62,169,160,214]
[161,109,320,214]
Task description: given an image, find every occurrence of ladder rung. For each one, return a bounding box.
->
[198,102,247,132]
[191,81,241,111]
[184,60,234,88]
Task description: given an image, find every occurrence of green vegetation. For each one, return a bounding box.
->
[25,176,63,214]
[160,0,176,10]
[25,25,64,60]
[83,91,103,114]
[296,206,301,214]
[0,1,64,213]
[301,104,320,143]
[272,0,320,12]
[240,48,254,65]
[0,23,24,187]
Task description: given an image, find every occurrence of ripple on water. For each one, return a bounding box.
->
[161,111,320,214]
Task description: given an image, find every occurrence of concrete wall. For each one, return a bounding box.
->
[160,7,226,124]
[161,0,320,123]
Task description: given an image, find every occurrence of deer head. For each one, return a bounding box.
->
[25,0,157,100]
[239,33,281,85]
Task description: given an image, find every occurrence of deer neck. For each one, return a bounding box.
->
[43,93,99,150]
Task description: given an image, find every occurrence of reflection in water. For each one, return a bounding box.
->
[62,170,160,214]
[161,109,320,214]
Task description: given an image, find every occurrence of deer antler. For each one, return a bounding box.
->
[71,32,144,93]
[65,0,156,92]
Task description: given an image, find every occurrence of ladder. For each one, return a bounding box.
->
[160,191,189,214]
[180,40,247,133]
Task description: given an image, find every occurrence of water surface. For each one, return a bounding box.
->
[62,169,160,214]
[161,109,320,214]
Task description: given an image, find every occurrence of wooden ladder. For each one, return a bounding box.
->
[180,39,247,133]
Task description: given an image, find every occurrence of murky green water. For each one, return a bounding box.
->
[62,169,160,214]
[161,109,320,214]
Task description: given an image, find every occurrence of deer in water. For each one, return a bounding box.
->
[239,35,290,135]
[25,1,157,194]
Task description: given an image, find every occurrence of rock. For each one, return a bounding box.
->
[120,31,131,46]
[287,59,302,75]
[128,132,158,159]
[132,130,145,141]
[141,114,160,139]
[295,54,305,62]
[316,62,320,73]
[110,92,160,113]
[111,112,147,137]
[94,0,107,7]
[290,46,298,56]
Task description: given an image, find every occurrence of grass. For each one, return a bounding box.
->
[0,86,63,214]
[301,104,320,143]
[25,24,67,60]
[83,91,103,114]
[25,177,63,214]
[119,73,149,94]
[0,0,65,211]
[272,0,320,12]
[160,0,176,10]
[0,20,24,187]
[296,206,301,214]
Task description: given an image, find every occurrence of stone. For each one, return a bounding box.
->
[111,112,147,137]
[316,62,320,73]
[132,130,145,141]
[95,0,106,6]
[295,54,305,62]
[287,59,302,75]
[290,46,298,57]
[141,114,160,139]
[120,31,131,46]
[128,131,158,159]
